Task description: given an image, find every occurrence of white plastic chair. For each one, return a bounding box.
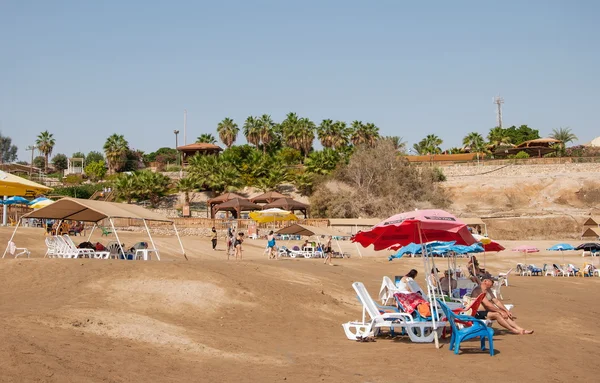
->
[44,237,59,258]
[498,268,513,286]
[341,282,442,343]
[61,235,95,258]
[378,276,402,305]
[7,241,30,259]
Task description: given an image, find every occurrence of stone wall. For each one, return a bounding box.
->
[442,163,600,178]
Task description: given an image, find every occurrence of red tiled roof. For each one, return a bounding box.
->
[177,143,223,151]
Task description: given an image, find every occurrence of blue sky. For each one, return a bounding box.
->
[1,0,598,160]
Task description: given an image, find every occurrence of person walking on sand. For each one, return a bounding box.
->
[234,232,244,260]
[323,236,333,265]
[211,226,218,250]
[267,230,277,259]
[227,228,234,259]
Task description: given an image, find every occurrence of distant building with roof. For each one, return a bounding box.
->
[177,143,223,165]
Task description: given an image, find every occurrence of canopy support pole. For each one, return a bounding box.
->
[87,223,97,242]
[109,218,125,260]
[418,222,440,349]
[2,218,21,258]
[2,195,7,226]
[172,222,187,260]
[142,219,159,261]
[354,242,363,258]
[335,239,344,258]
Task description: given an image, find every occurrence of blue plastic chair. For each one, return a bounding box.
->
[436,299,495,356]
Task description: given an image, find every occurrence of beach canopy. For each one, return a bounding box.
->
[276,223,346,237]
[249,208,298,223]
[207,192,247,218]
[2,196,29,205]
[212,197,262,219]
[548,243,575,251]
[24,197,173,223]
[0,170,53,197]
[352,209,476,251]
[511,245,539,253]
[390,241,484,260]
[250,191,287,204]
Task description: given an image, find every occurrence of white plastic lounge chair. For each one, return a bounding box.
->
[44,237,60,258]
[516,263,531,276]
[543,264,554,277]
[7,241,30,259]
[61,235,95,258]
[553,264,570,277]
[407,279,463,310]
[498,268,513,286]
[342,282,443,343]
[379,276,403,305]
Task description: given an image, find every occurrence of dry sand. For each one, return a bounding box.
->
[1,226,600,382]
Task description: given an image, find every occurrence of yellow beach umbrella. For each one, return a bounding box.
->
[249,208,298,223]
[472,233,492,245]
[0,170,53,197]
[30,199,55,209]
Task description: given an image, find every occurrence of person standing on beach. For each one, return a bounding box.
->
[211,226,218,250]
[234,232,244,260]
[227,228,234,259]
[267,230,277,259]
[323,236,333,266]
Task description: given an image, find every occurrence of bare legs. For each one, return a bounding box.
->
[487,312,534,334]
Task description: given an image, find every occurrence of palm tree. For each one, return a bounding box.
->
[103,134,129,173]
[462,132,485,153]
[216,118,239,148]
[297,117,316,158]
[413,134,443,155]
[177,176,198,206]
[350,120,365,146]
[350,121,380,147]
[487,127,511,148]
[243,116,261,149]
[317,119,335,148]
[331,121,350,150]
[258,114,275,153]
[280,112,300,150]
[550,127,578,146]
[196,133,217,144]
[35,130,55,172]
[381,136,406,152]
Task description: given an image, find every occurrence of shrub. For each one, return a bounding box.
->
[52,184,104,199]
[514,151,530,159]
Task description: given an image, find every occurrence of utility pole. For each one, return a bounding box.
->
[174,130,180,166]
[493,96,504,128]
[183,109,187,145]
[26,145,35,176]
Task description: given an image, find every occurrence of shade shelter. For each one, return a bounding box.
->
[1,170,53,226]
[250,191,287,204]
[581,227,600,240]
[461,217,487,237]
[212,198,262,219]
[2,197,187,260]
[207,192,246,218]
[262,198,310,219]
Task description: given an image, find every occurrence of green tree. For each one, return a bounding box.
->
[177,176,198,206]
[280,112,301,151]
[243,116,261,149]
[196,133,217,144]
[51,153,68,175]
[112,173,137,203]
[121,149,144,172]
[317,119,335,149]
[85,151,104,165]
[487,127,512,148]
[462,132,486,153]
[331,121,350,150]
[35,130,56,172]
[502,125,540,145]
[103,134,129,173]
[135,171,171,207]
[304,149,341,175]
[413,134,443,154]
[84,160,107,181]
[550,127,578,145]
[297,117,315,157]
[72,151,85,160]
[0,132,18,163]
[350,121,380,147]
[258,114,275,154]
[33,156,45,169]
[217,117,239,148]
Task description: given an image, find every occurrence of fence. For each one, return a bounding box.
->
[102,217,330,230]
[414,156,600,167]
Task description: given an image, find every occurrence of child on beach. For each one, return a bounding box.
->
[234,232,244,260]
[267,231,277,259]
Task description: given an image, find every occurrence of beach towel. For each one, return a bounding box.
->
[394,292,428,314]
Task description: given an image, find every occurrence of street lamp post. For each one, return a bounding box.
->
[174,130,180,166]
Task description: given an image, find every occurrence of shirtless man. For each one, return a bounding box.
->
[471,277,534,335]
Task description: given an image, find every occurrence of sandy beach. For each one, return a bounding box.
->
[1,226,600,382]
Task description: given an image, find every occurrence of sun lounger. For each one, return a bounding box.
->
[342,282,443,343]
[553,264,570,277]
[6,241,30,259]
[498,268,513,286]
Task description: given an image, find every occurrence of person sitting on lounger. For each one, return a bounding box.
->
[396,269,418,293]
[439,270,457,295]
[471,277,534,335]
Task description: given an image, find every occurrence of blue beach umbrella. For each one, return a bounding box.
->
[2,196,29,205]
[28,197,50,206]
[548,243,575,251]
